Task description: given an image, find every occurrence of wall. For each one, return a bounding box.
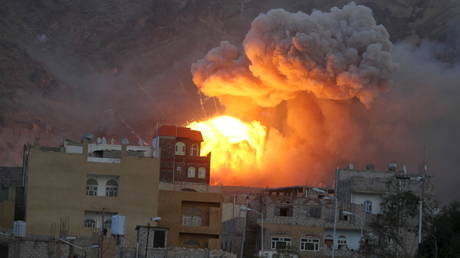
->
[324,229,361,251]
[350,193,383,215]
[0,199,15,230]
[24,143,160,247]
[158,190,222,249]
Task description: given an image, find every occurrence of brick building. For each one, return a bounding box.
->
[153,125,211,185]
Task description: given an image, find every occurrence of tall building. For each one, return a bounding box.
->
[22,137,160,247]
[153,125,211,185]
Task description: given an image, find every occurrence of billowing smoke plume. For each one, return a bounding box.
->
[190,3,399,186]
[192,3,395,107]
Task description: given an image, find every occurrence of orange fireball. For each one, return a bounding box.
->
[187,116,267,184]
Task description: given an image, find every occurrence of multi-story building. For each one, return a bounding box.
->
[153,125,211,185]
[157,189,223,249]
[22,137,161,247]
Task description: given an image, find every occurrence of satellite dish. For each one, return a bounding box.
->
[96,137,102,144]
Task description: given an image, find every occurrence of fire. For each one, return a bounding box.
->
[187,115,267,184]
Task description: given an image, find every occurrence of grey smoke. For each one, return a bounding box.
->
[192,3,396,107]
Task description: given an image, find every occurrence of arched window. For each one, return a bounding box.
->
[338,236,347,249]
[84,219,96,228]
[190,144,199,156]
[86,179,98,196]
[105,179,118,197]
[198,167,206,179]
[187,167,196,178]
[175,142,185,155]
[363,200,373,214]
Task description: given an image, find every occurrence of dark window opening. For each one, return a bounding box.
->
[276,206,293,217]
[153,230,166,248]
[308,207,322,218]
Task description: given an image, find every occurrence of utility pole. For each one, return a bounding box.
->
[99,208,105,258]
[145,223,150,258]
[332,167,339,258]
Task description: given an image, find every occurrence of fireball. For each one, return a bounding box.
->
[187,116,267,183]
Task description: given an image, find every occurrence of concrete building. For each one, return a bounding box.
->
[0,167,24,232]
[157,188,223,250]
[153,125,211,185]
[22,137,161,247]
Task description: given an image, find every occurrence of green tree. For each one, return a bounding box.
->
[419,201,460,258]
[360,191,420,258]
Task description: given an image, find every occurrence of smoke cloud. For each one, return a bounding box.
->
[192,3,395,107]
[191,1,460,202]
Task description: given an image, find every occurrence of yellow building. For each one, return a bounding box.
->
[23,138,160,246]
[158,189,223,249]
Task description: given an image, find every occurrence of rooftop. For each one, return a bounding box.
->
[155,125,203,142]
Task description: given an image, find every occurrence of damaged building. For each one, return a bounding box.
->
[221,163,433,258]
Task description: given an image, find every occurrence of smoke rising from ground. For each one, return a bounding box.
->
[192,3,395,107]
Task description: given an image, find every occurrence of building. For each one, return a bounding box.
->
[336,163,434,257]
[157,188,223,250]
[0,167,24,231]
[22,137,160,247]
[153,125,211,185]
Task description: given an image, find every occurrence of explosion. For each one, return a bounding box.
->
[189,3,396,186]
[187,116,267,184]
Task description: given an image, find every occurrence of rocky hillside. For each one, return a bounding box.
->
[0,0,458,165]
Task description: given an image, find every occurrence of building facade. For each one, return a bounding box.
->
[153,125,211,185]
[157,189,223,250]
[22,138,160,247]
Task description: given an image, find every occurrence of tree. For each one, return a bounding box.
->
[419,201,460,258]
[360,191,420,258]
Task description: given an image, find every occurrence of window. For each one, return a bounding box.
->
[153,230,166,248]
[338,236,347,249]
[86,179,98,196]
[104,219,112,229]
[339,210,349,221]
[187,167,196,178]
[105,179,118,197]
[364,200,372,214]
[271,237,291,250]
[175,142,185,155]
[84,219,96,228]
[182,215,203,226]
[308,207,322,218]
[275,206,293,217]
[198,167,206,179]
[176,166,183,177]
[300,237,320,251]
[190,144,199,156]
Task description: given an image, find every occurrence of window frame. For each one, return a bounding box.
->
[84,219,96,228]
[198,167,206,179]
[363,200,373,214]
[86,179,98,196]
[105,179,118,197]
[271,237,292,250]
[187,167,196,178]
[337,236,347,249]
[300,237,320,252]
[175,142,186,155]
[190,143,199,156]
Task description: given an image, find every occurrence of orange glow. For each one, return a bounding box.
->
[187,116,267,184]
